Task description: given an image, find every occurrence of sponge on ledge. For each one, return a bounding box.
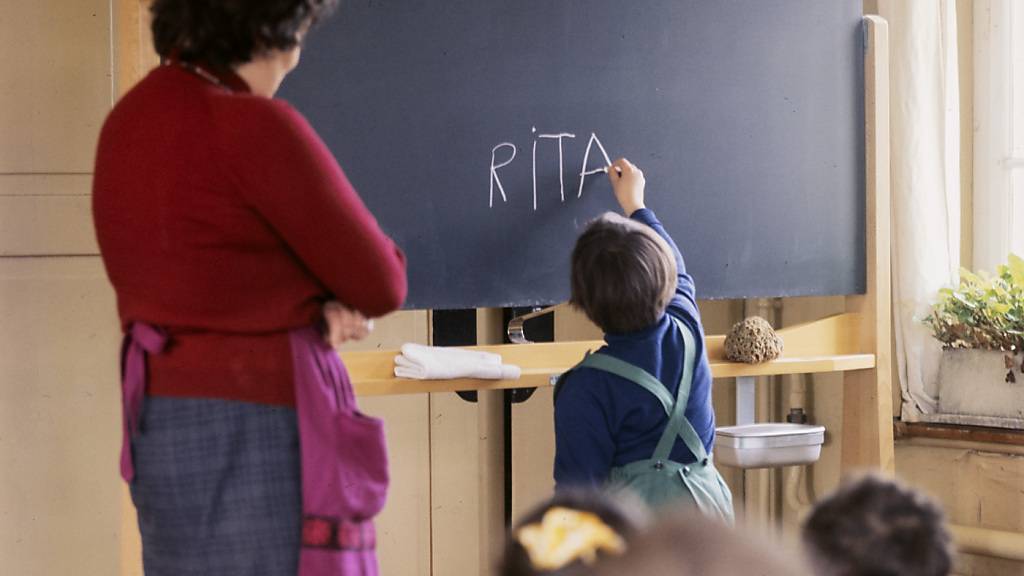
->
[723,317,784,364]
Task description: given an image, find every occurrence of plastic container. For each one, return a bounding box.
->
[714,423,825,469]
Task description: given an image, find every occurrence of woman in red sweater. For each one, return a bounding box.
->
[92,1,406,574]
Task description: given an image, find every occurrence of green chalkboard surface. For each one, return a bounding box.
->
[279,0,865,309]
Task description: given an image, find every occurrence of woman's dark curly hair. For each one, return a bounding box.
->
[151,0,339,69]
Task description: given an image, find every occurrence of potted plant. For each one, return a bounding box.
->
[923,255,1024,428]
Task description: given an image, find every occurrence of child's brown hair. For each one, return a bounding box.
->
[570,212,677,334]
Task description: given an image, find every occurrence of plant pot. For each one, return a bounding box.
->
[930,349,1024,429]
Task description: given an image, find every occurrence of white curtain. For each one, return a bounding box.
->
[876,0,961,419]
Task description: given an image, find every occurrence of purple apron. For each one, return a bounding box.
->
[121,323,389,576]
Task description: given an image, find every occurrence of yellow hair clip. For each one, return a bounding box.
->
[516,507,626,571]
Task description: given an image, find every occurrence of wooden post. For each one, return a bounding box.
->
[114,0,158,99]
[114,5,157,574]
[841,15,895,474]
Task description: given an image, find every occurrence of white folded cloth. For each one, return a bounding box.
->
[394,343,521,380]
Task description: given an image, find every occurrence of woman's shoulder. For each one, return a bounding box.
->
[208,92,308,131]
[205,93,325,159]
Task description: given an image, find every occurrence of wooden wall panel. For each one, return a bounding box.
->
[429,391,503,575]
[896,442,1024,575]
[114,0,159,98]
[0,174,93,196]
[510,386,556,523]
[429,309,507,576]
[0,195,97,256]
[342,311,432,576]
[0,175,97,256]
[0,258,122,576]
[0,0,112,173]
[1,2,120,575]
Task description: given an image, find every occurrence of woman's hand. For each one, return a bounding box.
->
[607,157,646,216]
[322,301,374,348]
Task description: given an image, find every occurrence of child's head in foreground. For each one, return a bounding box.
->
[570,212,677,334]
[802,474,953,576]
[500,489,646,576]
[591,508,805,576]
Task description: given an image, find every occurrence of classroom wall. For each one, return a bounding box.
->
[897,441,1024,576]
[0,2,125,576]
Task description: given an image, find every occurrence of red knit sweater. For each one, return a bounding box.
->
[93,63,407,406]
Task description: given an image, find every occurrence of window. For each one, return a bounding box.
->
[974,0,1024,270]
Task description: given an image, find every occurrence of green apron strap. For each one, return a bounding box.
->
[578,318,708,463]
[577,353,675,415]
[652,318,708,463]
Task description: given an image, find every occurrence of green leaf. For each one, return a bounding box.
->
[1009,253,1024,275]
[952,292,976,309]
[960,268,983,286]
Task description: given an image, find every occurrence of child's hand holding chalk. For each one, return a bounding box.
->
[607,158,646,216]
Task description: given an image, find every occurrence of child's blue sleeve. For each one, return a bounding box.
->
[553,372,616,488]
[629,208,699,317]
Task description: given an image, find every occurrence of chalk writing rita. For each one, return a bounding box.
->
[490,129,612,210]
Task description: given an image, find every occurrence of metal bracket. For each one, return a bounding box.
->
[736,376,756,426]
[507,304,561,344]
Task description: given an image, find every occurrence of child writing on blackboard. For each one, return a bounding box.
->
[554,158,733,521]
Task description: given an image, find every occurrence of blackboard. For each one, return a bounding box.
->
[279,0,865,309]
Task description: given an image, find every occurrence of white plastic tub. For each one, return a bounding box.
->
[714,423,825,469]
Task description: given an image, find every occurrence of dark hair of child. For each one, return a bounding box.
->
[570,212,677,334]
[802,474,954,576]
[499,489,646,576]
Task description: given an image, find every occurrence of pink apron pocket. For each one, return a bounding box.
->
[290,326,388,576]
[332,410,389,518]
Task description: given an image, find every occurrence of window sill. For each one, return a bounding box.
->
[894,421,1024,446]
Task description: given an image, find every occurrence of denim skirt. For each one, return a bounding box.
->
[129,396,302,576]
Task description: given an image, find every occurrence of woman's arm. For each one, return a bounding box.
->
[321,301,373,347]
[218,98,407,317]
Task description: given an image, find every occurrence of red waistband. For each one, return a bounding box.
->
[148,331,296,406]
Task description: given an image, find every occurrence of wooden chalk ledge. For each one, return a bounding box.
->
[340,313,876,397]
